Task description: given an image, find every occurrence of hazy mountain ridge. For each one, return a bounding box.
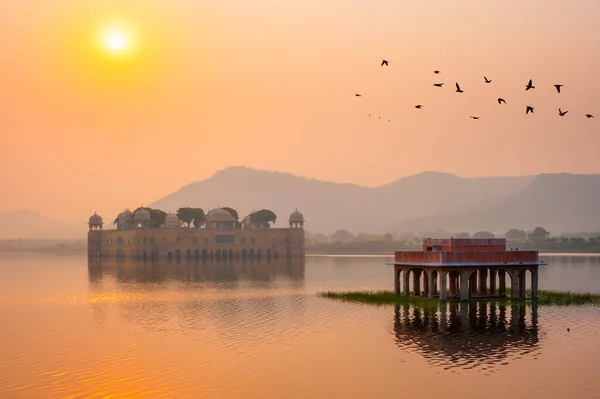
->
[0,210,85,240]
[396,173,600,235]
[3,169,595,239]
[150,166,538,234]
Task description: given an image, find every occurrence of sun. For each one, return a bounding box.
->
[95,24,138,58]
[103,30,129,53]
[105,31,128,52]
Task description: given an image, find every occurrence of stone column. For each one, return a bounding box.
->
[413,270,422,296]
[478,268,488,295]
[428,271,435,299]
[440,271,448,301]
[423,271,429,296]
[489,269,497,296]
[404,270,411,296]
[469,270,478,293]
[519,270,527,298]
[511,270,520,299]
[531,269,539,299]
[498,270,506,297]
[460,271,470,301]
[449,272,456,298]
[394,268,401,295]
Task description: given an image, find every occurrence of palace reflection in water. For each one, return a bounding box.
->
[88,257,306,286]
[392,302,540,373]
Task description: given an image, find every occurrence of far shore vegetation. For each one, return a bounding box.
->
[306,226,600,254]
[319,290,600,307]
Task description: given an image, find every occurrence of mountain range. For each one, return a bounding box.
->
[2,167,598,239]
[0,210,85,240]
[150,166,600,236]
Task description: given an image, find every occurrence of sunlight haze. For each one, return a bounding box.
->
[1,0,599,222]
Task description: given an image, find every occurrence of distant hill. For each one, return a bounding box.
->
[150,166,535,234]
[395,173,600,235]
[0,210,85,240]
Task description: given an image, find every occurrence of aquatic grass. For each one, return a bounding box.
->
[318,289,600,308]
[318,290,441,308]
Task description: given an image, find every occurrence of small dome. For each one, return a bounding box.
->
[206,208,235,223]
[118,209,133,222]
[165,213,181,227]
[289,209,304,222]
[89,212,103,225]
[133,208,151,221]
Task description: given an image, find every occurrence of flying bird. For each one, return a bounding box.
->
[484,76,492,83]
[415,105,423,109]
[526,106,534,114]
[554,84,563,93]
[558,108,568,116]
[381,59,388,66]
[355,94,362,97]
[586,114,594,118]
[433,70,441,74]
[433,83,444,87]
[525,79,535,90]
[470,116,480,120]
[498,98,506,104]
[455,82,463,93]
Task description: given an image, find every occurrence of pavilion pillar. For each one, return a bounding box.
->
[449,273,456,298]
[519,270,527,299]
[439,271,448,301]
[469,270,478,293]
[428,271,435,299]
[489,269,497,296]
[413,270,422,295]
[423,271,429,296]
[404,270,411,296]
[478,268,488,295]
[511,270,520,299]
[394,268,401,295]
[460,271,470,301]
[499,270,507,297]
[531,268,539,299]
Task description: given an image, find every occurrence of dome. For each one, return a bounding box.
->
[206,208,235,223]
[88,212,103,225]
[289,209,304,222]
[165,213,181,227]
[133,208,151,221]
[117,209,133,222]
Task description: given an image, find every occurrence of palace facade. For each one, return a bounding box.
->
[88,208,305,261]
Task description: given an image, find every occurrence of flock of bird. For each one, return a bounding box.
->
[354,59,595,121]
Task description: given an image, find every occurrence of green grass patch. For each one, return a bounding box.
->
[318,289,600,307]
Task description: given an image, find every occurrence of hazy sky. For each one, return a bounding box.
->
[1,0,599,221]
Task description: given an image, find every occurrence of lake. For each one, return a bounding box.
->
[1,253,600,398]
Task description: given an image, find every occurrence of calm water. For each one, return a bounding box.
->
[1,254,600,398]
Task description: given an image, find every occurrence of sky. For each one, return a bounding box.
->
[1,0,599,222]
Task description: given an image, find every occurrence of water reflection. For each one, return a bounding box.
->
[392,302,540,373]
[88,257,305,287]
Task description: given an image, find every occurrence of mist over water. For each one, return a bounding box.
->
[1,254,600,398]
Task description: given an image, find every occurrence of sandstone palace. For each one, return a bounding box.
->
[87,207,305,261]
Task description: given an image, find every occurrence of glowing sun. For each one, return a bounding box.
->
[103,31,129,53]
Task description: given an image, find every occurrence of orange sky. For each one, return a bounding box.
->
[1,0,599,222]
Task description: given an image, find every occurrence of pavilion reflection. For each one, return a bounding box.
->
[88,257,305,286]
[392,302,540,372]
